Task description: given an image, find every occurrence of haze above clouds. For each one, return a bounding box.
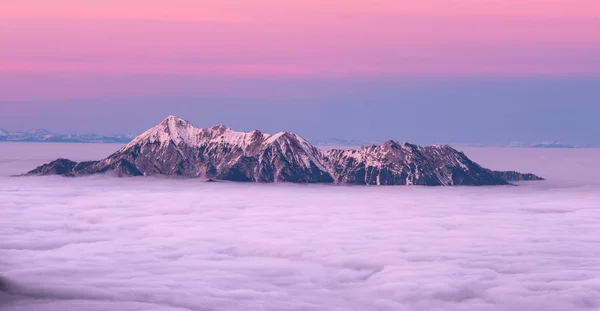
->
[1,143,600,310]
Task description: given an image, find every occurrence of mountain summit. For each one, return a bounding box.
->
[24,116,543,185]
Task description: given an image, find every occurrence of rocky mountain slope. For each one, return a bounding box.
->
[24,116,543,185]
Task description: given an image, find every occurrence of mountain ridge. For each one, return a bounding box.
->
[447,141,589,149]
[23,116,544,186]
[0,128,133,143]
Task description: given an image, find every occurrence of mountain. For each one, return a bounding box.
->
[24,116,543,185]
[4,128,56,141]
[325,142,515,185]
[0,128,133,143]
[529,142,576,149]
[448,141,586,149]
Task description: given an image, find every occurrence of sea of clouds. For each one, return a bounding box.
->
[1,143,600,311]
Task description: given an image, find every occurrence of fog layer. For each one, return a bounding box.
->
[1,143,599,311]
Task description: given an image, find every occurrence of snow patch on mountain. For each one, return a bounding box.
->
[125,116,272,150]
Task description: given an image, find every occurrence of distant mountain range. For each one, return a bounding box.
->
[0,128,134,143]
[1,127,592,149]
[23,116,543,186]
[528,142,577,149]
[447,141,592,149]
[312,139,594,149]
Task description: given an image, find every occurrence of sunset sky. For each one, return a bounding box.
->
[1,0,599,144]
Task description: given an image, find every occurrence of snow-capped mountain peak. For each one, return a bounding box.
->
[160,115,196,144]
[266,131,303,145]
[208,126,270,149]
[124,116,315,153]
[209,124,230,133]
[25,128,53,135]
[263,131,328,172]
[26,115,544,185]
[122,116,201,149]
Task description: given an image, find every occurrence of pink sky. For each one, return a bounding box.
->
[3,0,600,20]
[1,0,599,100]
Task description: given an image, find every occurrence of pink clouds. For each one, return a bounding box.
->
[0,60,313,77]
[2,37,600,77]
[0,1,253,23]
[0,0,599,100]
[2,0,599,21]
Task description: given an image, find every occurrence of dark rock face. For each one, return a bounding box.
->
[24,116,543,186]
[25,158,77,176]
[325,142,510,186]
[490,170,545,181]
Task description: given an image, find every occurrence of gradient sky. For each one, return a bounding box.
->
[1,0,599,145]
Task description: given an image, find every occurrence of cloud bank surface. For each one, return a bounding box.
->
[1,144,600,310]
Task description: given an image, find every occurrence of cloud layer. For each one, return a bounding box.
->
[1,144,600,310]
